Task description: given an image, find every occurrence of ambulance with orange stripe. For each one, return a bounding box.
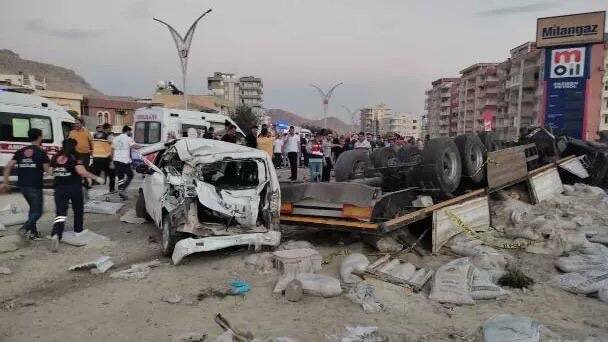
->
[0,90,75,183]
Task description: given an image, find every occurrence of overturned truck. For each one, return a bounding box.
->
[135,139,281,264]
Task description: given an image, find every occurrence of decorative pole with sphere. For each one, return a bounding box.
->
[154,9,212,110]
[310,82,343,129]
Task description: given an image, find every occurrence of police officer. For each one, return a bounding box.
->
[49,139,103,252]
[91,123,115,192]
[0,128,50,240]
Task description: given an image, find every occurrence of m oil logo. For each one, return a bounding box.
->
[550,47,586,78]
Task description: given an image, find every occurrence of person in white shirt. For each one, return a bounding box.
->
[282,126,301,180]
[353,131,372,149]
[112,125,141,200]
[272,135,284,168]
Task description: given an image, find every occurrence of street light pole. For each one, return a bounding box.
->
[342,105,361,132]
[310,82,343,129]
[154,9,212,111]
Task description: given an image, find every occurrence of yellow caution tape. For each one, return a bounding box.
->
[445,209,543,250]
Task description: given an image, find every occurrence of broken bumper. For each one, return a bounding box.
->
[172,230,282,265]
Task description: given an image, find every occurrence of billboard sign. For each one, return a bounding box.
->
[544,46,590,139]
[536,11,605,48]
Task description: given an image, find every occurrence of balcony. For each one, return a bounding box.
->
[522,78,538,89]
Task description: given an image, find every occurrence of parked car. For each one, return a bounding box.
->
[135,138,281,264]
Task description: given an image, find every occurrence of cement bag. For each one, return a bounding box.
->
[429,258,474,305]
[471,253,508,282]
[588,233,608,245]
[551,268,608,295]
[340,253,370,285]
[295,273,342,298]
[470,267,507,300]
[0,204,28,226]
[554,254,608,273]
[579,243,608,256]
[599,286,608,304]
[482,314,540,342]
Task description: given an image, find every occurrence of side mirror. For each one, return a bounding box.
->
[135,164,154,175]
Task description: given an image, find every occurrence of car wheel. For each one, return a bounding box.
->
[454,134,485,184]
[477,131,501,152]
[161,215,179,257]
[417,138,462,197]
[372,147,399,177]
[396,145,421,163]
[334,149,372,182]
[135,191,151,220]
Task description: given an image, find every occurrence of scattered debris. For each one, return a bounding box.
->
[197,280,251,300]
[68,256,114,274]
[213,313,254,341]
[272,248,322,275]
[244,252,275,274]
[171,332,207,342]
[276,240,314,251]
[340,253,369,285]
[109,260,162,280]
[365,255,433,291]
[120,209,147,224]
[322,249,350,265]
[329,325,387,342]
[599,286,608,304]
[0,205,28,227]
[0,235,21,253]
[361,235,403,253]
[0,223,5,231]
[412,195,433,208]
[497,266,534,289]
[20,298,36,307]
[346,282,384,313]
[481,314,541,342]
[429,257,475,305]
[61,230,110,247]
[84,200,125,215]
[284,279,303,302]
[161,294,183,304]
[274,273,342,297]
[0,266,11,275]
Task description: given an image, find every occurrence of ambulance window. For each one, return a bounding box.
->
[62,122,73,139]
[0,113,53,143]
[135,121,161,144]
[12,118,29,138]
[30,118,52,140]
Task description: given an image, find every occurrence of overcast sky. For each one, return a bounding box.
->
[1,0,606,122]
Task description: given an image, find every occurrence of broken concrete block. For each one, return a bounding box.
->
[340,253,369,285]
[244,252,275,273]
[120,209,147,224]
[0,235,21,254]
[0,266,11,275]
[272,248,322,275]
[362,235,403,253]
[84,200,125,215]
[69,256,114,274]
[284,279,303,302]
[276,240,314,251]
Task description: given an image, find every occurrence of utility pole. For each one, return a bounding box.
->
[310,82,343,129]
[342,105,361,132]
[154,9,212,111]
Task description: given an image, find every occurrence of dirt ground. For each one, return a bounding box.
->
[1,180,608,341]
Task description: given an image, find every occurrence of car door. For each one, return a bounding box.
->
[142,150,166,226]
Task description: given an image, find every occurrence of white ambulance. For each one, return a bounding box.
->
[0,90,76,182]
[133,106,244,146]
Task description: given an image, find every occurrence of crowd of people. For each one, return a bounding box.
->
[0,118,140,251]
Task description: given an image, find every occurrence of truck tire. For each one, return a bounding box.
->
[417,138,462,197]
[372,147,398,171]
[454,134,485,184]
[161,215,179,257]
[135,191,151,220]
[396,145,421,163]
[334,149,372,182]
[477,132,501,152]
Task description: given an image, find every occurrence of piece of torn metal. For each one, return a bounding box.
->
[69,256,114,274]
[172,230,281,265]
[558,156,589,179]
[365,255,434,291]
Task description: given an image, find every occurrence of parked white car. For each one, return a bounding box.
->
[135,138,281,264]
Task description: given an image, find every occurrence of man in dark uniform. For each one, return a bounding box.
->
[245,125,258,148]
[221,125,238,143]
[0,128,50,240]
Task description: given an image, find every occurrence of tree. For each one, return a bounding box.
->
[231,105,259,131]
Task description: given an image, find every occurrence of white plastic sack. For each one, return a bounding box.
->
[61,229,109,247]
[340,253,370,285]
[274,273,342,297]
[470,267,507,300]
[346,282,384,313]
[588,233,608,245]
[482,314,540,342]
[429,257,474,305]
[84,200,125,215]
[0,204,28,226]
[551,267,608,295]
[554,254,608,272]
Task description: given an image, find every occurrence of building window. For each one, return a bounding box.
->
[97,111,110,125]
[604,115,608,125]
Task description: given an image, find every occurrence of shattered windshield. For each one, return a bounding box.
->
[197,159,261,189]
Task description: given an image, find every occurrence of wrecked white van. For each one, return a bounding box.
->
[135,138,281,264]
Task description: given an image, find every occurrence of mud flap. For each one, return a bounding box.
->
[172,231,281,265]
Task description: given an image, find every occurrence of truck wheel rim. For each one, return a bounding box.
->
[443,151,457,180]
[471,148,483,170]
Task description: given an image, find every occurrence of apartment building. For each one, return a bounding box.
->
[0,73,46,90]
[495,42,543,141]
[379,112,421,138]
[599,47,608,132]
[424,78,459,138]
[360,104,392,135]
[457,63,500,135]
[207,72,264,114]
